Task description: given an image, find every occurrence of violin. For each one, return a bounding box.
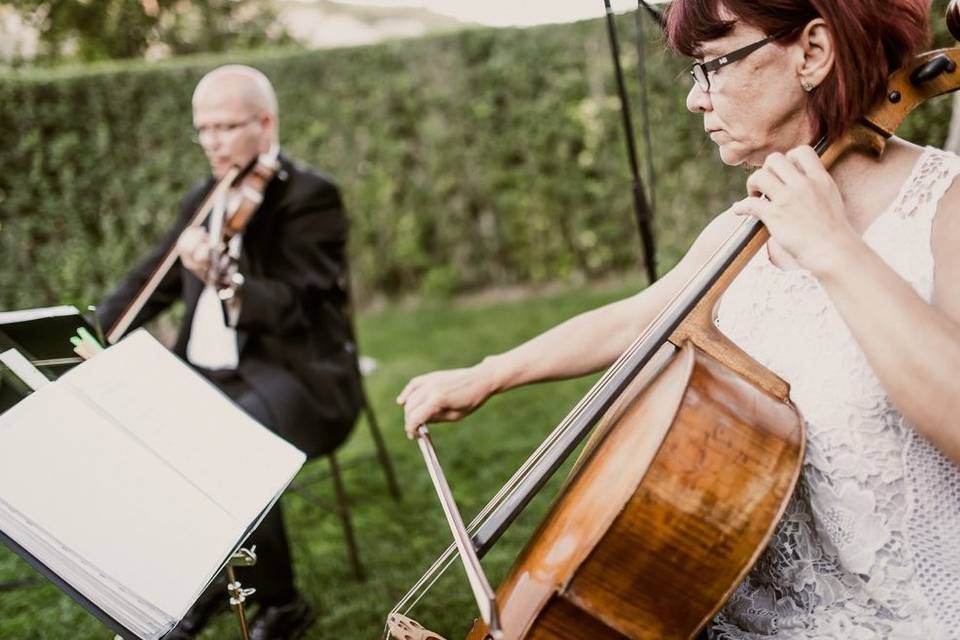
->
[104,147,280,344]
[205,149,282,295]
[387,3,960,638]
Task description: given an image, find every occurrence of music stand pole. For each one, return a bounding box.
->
[227,547,258,640]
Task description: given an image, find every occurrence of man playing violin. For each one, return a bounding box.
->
[97,64,362,640]
[399,0,960,636]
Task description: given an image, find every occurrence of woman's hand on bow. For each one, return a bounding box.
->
[397,361,504,438]
[732,145,861,276]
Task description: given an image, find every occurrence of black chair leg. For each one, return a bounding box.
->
[0,577,41,592]
[361,388,402,501]
[328,452,365,581]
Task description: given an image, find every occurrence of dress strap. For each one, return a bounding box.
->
[892,146,960,224]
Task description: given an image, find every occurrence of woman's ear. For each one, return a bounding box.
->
[796,18,835,91]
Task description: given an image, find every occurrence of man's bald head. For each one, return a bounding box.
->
[193,65,278,118]
[191,65,279,177]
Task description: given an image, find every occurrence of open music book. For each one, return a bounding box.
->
[0,330,306,640]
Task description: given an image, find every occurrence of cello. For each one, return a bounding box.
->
[387,3,960,638]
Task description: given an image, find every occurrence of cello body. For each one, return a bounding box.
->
[466,339,804,640]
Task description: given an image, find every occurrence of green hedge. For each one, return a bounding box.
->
[0,13,953,310]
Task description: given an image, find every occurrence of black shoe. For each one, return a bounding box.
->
[249,594,316,640]
[167,577,229,639]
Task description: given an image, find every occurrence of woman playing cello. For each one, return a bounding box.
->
[399,0,960,636]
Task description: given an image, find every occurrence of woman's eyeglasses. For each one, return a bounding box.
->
[690,31,787,93]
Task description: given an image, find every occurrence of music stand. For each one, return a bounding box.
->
[0,306,96,414]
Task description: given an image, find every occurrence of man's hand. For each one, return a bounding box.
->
[177,225,214,283]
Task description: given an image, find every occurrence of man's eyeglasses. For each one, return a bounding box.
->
[689,31,787,93]
[192,115,259,144]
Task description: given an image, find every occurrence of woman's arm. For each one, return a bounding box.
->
[398,210,742,435]
[813,181,960,463]
[734,145,960,464]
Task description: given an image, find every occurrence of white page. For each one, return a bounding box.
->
[0,501,172,637]
[0,383,239,618]
[0,329,305,628]
[61,331,305,525]
[0,305,80,324]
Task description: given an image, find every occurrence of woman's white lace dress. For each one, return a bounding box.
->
[711,146,960,639]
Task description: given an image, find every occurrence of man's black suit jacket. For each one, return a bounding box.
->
[97,155,362,459]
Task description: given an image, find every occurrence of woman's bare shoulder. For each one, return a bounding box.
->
[878,137,925,187]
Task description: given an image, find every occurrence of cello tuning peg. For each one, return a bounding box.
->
[948,0,960,42]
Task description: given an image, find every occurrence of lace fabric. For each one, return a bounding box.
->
[711,146,960,639]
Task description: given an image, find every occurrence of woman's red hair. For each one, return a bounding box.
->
[665,0,931,143]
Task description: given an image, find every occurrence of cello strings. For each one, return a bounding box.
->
[392,219,756,617]
[392,313,667,615]
[392,274,685,614]
[457,215,758,545]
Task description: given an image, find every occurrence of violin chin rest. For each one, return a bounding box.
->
[386,612,448,640]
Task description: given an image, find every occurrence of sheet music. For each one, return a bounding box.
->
[0,330,306,638]
[61,332,304,525]
[0,381,239,619]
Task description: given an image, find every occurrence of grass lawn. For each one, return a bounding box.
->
[0,275,647,639]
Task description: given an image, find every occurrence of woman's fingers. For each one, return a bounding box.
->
[731,196,775,222]
[397,371,449,409]
[401,376,449,434]
[399,368,489,437]
[746,168,786,200]
[749,149,820,201]
[786,145,830,184]
[403,390,450,437]
[403,403,432,438]
[396,375,424,404]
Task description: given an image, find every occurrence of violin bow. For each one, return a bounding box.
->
[104,166,241,344]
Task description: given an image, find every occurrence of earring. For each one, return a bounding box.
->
[801,79,815,92]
